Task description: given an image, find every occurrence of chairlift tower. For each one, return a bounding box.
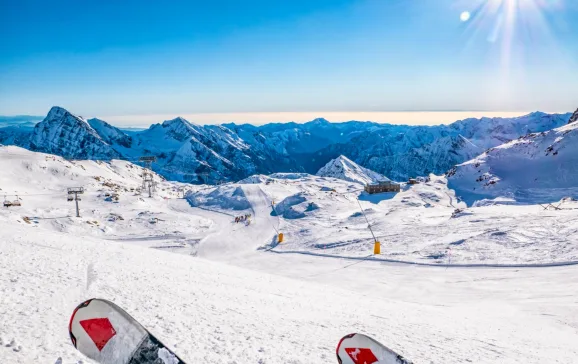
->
[177,187,188,198]
[139,156,157,198]
[67,187,84,217]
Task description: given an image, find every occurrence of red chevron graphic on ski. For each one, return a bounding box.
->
[345,347,378,364]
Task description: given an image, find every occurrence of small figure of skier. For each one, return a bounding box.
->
[234,214,252,224]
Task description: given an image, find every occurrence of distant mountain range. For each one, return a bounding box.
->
[0,115,44,127]
[0,106,574,184]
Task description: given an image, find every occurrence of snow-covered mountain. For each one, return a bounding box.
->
[316,112,572,181]
[29,106,120,160]
[0,125,33,148]
[316,155,388,185]
[87,118,133,148]
[0,106,573,184]
[447,121,578,205]
[131,117,296,183]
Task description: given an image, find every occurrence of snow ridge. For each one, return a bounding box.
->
[87,118,132,148]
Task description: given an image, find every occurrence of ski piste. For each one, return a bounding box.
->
[69,298,185,364]
[336,333,413,364]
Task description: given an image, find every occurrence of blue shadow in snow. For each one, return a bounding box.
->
[357,191,396,204]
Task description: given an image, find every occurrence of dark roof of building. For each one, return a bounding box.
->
[367,180,398,186]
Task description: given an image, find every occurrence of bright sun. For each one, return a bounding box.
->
[458,0,564,66]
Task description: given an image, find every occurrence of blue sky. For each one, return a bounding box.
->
[1,0,577,124]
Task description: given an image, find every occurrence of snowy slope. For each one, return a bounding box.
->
[1,147,578,363]
[1,151,578,363]
[448,121,578,205]
[316,155,389,185]
[3,220,577,364]
[2,144,576,267]
[0,146,208,246]
[185,172,578,265]
[3,145,578,266]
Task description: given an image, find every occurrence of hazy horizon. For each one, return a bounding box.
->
[1,109,572,128]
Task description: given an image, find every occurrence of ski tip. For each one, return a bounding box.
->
[336,333,413,364]
[68,298,96,348]
[336,333,357,364]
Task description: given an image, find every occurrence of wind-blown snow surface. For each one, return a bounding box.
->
[1,147,578,363]
[3,222,577,364]
[448,119,578,205]
[316,155,389,184]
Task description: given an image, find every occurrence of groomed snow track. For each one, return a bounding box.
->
[266,250,578,268]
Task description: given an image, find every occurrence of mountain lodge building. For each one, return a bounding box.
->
[364,180,400,194]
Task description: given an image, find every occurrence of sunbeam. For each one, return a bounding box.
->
[456,0,567,68]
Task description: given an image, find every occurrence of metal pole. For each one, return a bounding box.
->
[148,182,152,198]
[356,197,377,243]
[75,192,80,217]
[67,187,84,217]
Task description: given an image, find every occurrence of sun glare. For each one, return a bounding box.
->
[457,0,565,67]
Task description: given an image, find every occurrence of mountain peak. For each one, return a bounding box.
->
[333,155,352,162]
[316,155,389,185]
[162,116,197,127]
[162,116,202,133]
[525,111,548,118]
[46,106,74,121]
[308,118,330,125]
[164,116,186,123]
[29,106,119,159]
